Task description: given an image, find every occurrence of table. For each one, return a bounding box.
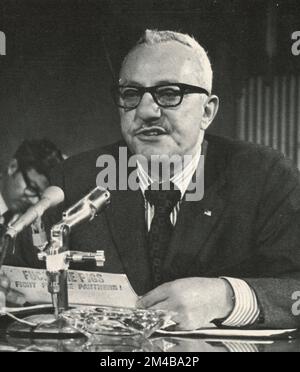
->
[1,315,299,352]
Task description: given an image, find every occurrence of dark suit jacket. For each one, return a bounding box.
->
[7,134,300,329]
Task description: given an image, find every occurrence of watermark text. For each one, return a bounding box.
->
[0,31,6,56]
[291,31,300,56]
[96,147,205,202]
[292,291,300,316]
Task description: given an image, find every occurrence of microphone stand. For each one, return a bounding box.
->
[6,187,109,338]
[38,220,105,318]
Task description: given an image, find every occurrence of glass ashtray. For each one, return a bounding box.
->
[60,306,169,338]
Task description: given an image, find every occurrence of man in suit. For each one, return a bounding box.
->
[3,30,300,330]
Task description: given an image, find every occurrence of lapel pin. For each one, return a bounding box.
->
[204,210,212,217]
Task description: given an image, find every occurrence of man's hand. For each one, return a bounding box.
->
[0,273,25,308]
[137,278,234,330]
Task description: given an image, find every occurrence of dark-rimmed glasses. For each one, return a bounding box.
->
[112,83,210,110]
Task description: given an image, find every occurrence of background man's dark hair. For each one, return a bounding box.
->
[14,139,64,179]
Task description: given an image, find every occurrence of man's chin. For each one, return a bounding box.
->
[132,142,176,159]
[135,149,175,162]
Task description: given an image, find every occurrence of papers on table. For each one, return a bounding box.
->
[1,265,138,308]
[157,327,298,339]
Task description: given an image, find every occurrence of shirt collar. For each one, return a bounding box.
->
[0,192,8,217]
[137,146,202,199]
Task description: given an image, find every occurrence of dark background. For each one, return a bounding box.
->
[0,0,300,168]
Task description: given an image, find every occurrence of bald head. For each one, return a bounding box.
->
[120,29,213,94]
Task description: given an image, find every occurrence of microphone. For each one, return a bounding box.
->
[59,186,110,229]
[5,186,65,239]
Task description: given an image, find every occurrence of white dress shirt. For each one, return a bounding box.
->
[0,192,8,223]
[137,150,260,328]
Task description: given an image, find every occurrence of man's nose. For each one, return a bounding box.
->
[135,92,161,120]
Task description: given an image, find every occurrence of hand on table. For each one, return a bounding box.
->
[137,278,234,330]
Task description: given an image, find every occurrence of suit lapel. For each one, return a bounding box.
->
[98,143,151,294]
[163,136,229,280]
[163,178,227,280]
[105,188,152,295]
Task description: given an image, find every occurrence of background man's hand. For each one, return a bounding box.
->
[137,278,234,330]
[0,273,25,308]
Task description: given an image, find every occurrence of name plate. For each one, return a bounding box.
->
[1,265,138,308]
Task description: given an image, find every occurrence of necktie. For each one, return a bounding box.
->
[145,182,181,288]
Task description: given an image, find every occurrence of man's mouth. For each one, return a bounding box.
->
[136,127,168,137]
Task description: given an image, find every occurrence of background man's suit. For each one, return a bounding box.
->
[7,134,300,329]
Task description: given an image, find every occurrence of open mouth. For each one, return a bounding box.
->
[136,127,168,137]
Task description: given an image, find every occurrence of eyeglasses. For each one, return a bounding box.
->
[112,83,210,110]
[20,169,43,199]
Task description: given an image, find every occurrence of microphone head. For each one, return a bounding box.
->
[88,187,111,212]
[5,186,65,239]
[43,186,65,207]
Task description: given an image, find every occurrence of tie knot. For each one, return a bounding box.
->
[145,182,181,214]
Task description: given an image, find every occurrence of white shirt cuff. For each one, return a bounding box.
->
[220,277,260,327]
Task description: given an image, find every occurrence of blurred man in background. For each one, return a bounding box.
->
[0,139,64,306]
[0,139,64,253]
[0,138,64,227]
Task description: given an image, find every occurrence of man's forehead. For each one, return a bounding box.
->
[120,42,204,86]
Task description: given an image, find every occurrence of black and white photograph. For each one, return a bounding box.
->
[1,0,300,354]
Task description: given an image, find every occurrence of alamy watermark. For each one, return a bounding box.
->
[291,31,300,56]
[292,291,300,316]
[0,31,6,56]
[96,147,205,202]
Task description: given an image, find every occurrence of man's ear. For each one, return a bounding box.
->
[7,159,19,177]
[201,95,219,130]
